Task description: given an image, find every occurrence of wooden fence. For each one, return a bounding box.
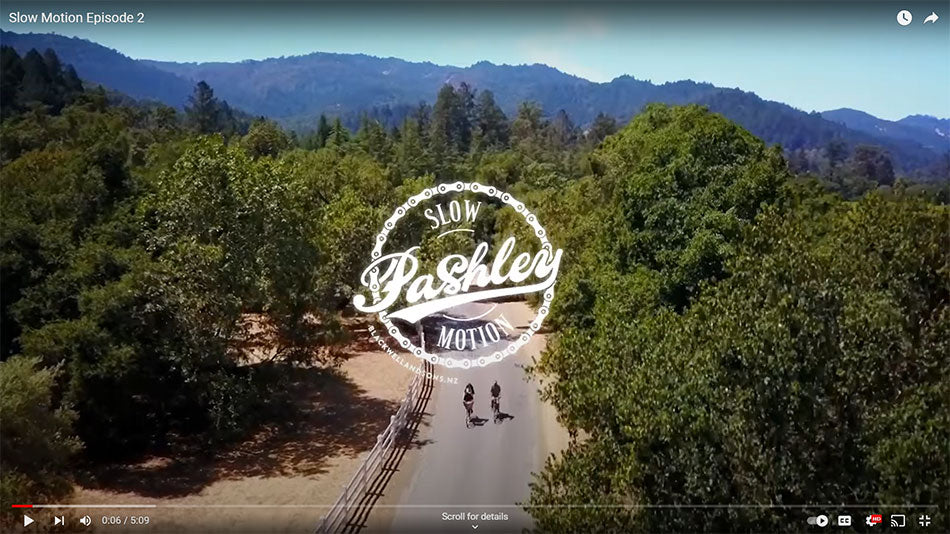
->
[315,362,429,533]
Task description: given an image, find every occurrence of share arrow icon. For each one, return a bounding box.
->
[924,12,939,24]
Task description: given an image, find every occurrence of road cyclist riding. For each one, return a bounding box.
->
[490,381,502,423]
[463,383,475,428]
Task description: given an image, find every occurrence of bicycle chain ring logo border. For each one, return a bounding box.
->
[354,181,561,370]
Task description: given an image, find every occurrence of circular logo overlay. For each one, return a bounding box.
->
[353,181,563,370]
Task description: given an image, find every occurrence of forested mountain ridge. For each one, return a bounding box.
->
[897,114,950,136]
[0,31,193,106]
[2,29,947,174]
[822,108,948,150]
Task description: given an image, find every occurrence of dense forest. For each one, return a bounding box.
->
[525,107,948,532]
[1,47,947,531]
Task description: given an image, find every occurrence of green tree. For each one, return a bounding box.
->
[456,82,476,152]
[1,48,82,119]
[242,118,291,158]
[412,101,431,143]
[41,49,64,88]
[0,46,25,118]
[472,89,509,151]
[824,138,848,177]
[150,105,180,133]
[307,113,332,149]
[0,357,80,511]
[531,193,949,532]
[849,144,895,185]
[281,147,391,307]
[545,109,578,148]
[430,84,461,157]
[216,100,242,137]
[585,112,617,146]
[17,49,53,109]
[549,104,787,327]
[787,147,810,174]
[1,108,131,357]
[326,117,350,146]
[511,101,545,154]
[185,81,219,134]
[61,65,83,100]
[393,117,431,183]
[356,115,392,163]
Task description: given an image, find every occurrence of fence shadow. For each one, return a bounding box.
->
[339,362,436,533]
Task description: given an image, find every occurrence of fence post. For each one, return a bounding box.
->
[315,367,427,534]
[417,321,425,353]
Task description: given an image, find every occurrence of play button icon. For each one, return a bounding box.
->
[23,515,34,527]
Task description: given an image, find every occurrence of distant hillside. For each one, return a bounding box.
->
[141,54,950,172]
[1,30,193,106]
[822,108,948,151]
[3,30,947,173]
[138,54,732,126]
[897,115,950,139]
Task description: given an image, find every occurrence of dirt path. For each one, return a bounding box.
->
[68,323,416,533]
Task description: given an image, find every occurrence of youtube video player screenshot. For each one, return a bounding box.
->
[1,1,947,532]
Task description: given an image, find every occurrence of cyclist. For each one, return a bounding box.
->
[463,387,475,425]
[490,381,501,419]
[465,382,475,397]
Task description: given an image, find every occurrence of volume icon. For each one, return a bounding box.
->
[80,515,93,526]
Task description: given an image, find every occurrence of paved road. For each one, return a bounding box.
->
[384,301,566,533]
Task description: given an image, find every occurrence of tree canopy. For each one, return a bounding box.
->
[527,107,949,533]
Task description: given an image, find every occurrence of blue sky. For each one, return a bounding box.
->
[2,1,948,120]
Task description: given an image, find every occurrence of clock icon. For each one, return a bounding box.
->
[897,10,913,26]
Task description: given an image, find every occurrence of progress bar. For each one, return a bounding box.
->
[11,504,942,509]
[13,504,156,508]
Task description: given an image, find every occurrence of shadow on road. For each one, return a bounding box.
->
[495,412,515,423]
[341,362,436,533]
[469,415,489,427]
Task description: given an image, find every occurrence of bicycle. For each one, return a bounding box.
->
[464,400,474,428]
[491,395,501,424]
